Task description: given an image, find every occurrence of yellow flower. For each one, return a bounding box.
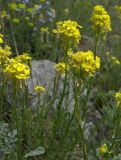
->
[69,50,100,77]
[34,85,45,94]
[99,144,108,155]
[91,5,111,33]
[0,37,3,44]
[67,49,73,57]
[15,53,32,63]
[54,62,68,74]
[111,56,120,65]
[0,34,4,44]
[115,91,121,106]
[40,27,49,33]
[106,52,120,65]
[0,45,12,61]
[3,59,30,80]
[53,20,82,46]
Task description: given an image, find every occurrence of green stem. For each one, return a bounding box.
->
[9,20,19,56]
[53,38,69,136]
[0,61,7,120]
[82,78,94,120]
[48,74,60,109]
[94,33,99,60]
[54,113,74,159]
[12,81,22,159]
[110,107,121,152]
[73,79,88,160]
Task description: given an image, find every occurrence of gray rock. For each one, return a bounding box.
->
[27,60,56,107]
[27,60,74,111]
[28,60,56,95]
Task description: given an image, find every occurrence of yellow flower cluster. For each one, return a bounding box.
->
[54,50,100,78]
[34,85,45,94]
[15,53,32,63]
[0,45,12,62]
[106,52,120,65]
[0,34,12,63]
[54,62,68,74]
[3,59,30,80]
[69,50,100,77]
[0,34,4,44]
[91,5,111,33]
[53,20,82,46]
[40,27,49,33]
[111,56,120,65]
[115,91,121,106]
[0,32,31,81]
[99,144,108,155]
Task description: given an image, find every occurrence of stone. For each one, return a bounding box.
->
[27,60,74,111]
[27,60,56,107]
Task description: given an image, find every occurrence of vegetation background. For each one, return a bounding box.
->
[1,0,121,160]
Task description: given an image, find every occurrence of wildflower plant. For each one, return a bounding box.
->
[53,17,101,160]
[1,1,121,160]
[69,50,100,78]
[91,5,112,59]
[97,143,113,159]
[105,52,121,65]
[111,56,120,65]
[99,144,108,155]
[0,32,32,159]
[3,58,30,80]
[54,62,68,74]
[53,20,82,49]
[91,5,112,33]
[15,53,32,63]
[0,34,4,44]
[35,85,45,94]
[115,91,121,106]
[0,36,31,81]
[0,35,12,65]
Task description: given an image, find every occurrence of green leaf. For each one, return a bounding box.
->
[24,146,45,158]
